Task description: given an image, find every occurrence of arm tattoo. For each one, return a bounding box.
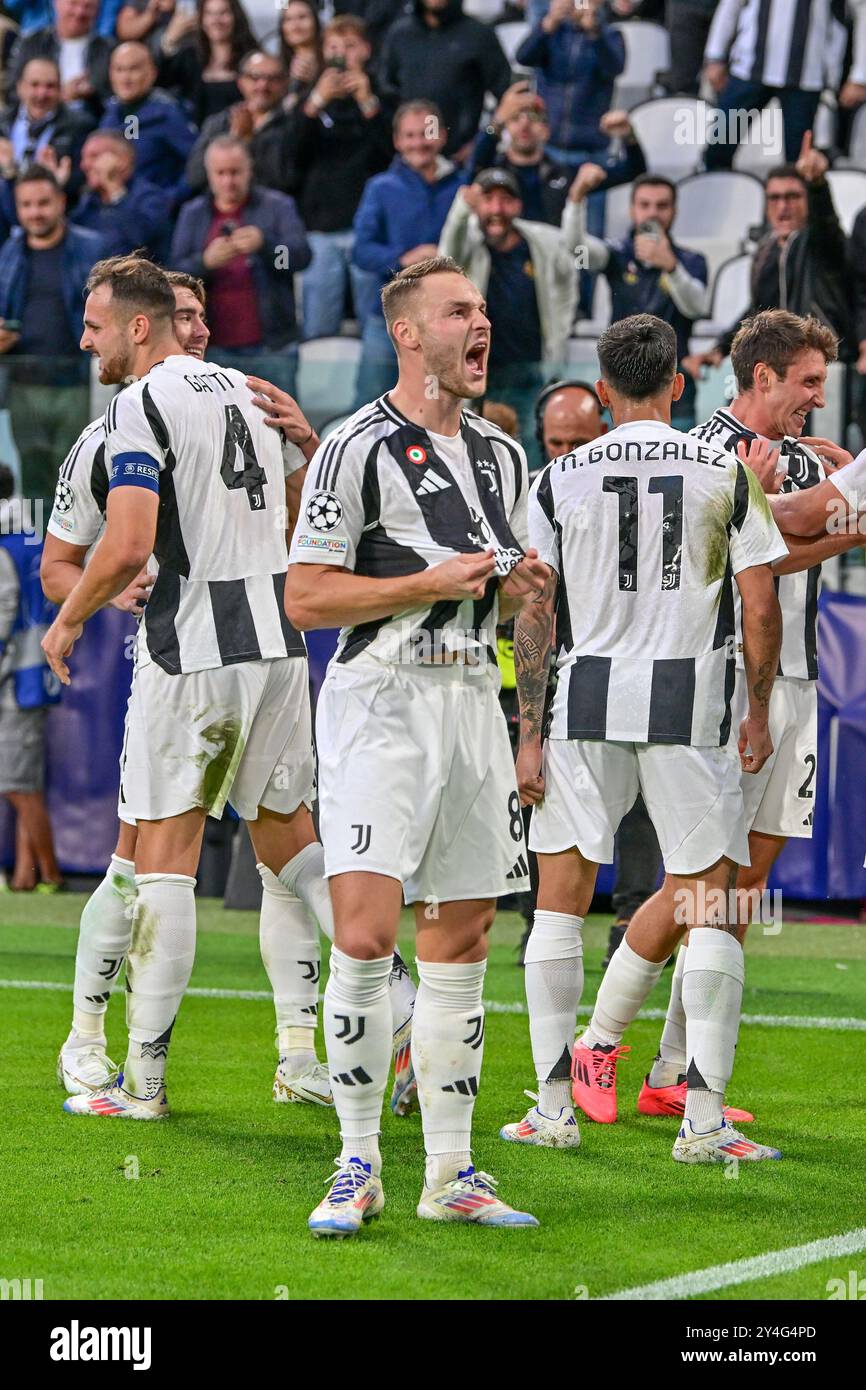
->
[751,658,774,709]
[515,573,556,747]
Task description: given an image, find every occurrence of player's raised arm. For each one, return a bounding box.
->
[770,447,866,537]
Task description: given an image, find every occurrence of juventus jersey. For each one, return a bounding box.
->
[693,406,824,681]
[529,419,788,747]
[102,355,306,675]
[706,0,851,93]
[47,418,109,548]
[289,395,530,665]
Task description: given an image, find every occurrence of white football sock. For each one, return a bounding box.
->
[67,855,136,1047]
[413,959,487,1188]
[649,945,688,1087]
[524,910,583,1116]
[257,863,319,1063]
[124,874,197,1100]
[324,945,392,1176]
[580,937,665,1048]
[682,927,745,1133]
[278,844,416,1046]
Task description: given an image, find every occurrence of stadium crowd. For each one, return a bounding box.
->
[4,0,866,894]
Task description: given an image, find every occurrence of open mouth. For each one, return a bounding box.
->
[465,343,487,379]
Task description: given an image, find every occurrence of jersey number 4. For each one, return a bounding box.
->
[602,474,683,592]
[221,404,267,510]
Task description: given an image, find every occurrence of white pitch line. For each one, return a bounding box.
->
[600,1227,866,1300]
[1,978,865,1031]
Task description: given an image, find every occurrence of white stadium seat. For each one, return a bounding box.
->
[674,170,765,281]
[612,22,670,110]
[495,21,531,72]
[731,98,787,177]
[841,103,866,168]
[826,168,866,235]
[628,98,707,181]
[604,181,633,239]
[464,0,507,21]
[297,336,362,426]
[692,253,752,339]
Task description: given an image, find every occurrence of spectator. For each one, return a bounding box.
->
[571,167,709,429]
[685,138,855,377]
[6,0,126,38]
[468,83,646,226]
[0,464,63,893]
[378,0,511,160]
[70,128,173,259]
[276,0,323,113]
[536,379,607,463]
[351,98,464,401]
[438,167,582,438]
[9,0,115,121]
[170,134,311,391]
[703,0,866,167]
[664,0,718,96]
[515,0,625,173]
[116,0,180,51]
[158,0,257,127]
[98,41,197,205]
[0,166,100,505]
[333,0,405,56]
[186,49,299,193]
[295,15,391,339]
[0,56,95,200]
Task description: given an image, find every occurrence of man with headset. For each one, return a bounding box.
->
[508,379,663,965]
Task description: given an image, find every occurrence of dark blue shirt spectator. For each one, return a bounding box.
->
[516,0,625,160]
[70,129,172,261]
[98,41,197,204]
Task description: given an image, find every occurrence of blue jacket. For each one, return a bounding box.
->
[0,527,60,709]
[0,223,103,336]
[71,177,173,264]
[99,89,197,204]
[170,185,312,349]
[5,0,123,37]
[352,156,465,317]
[516,20,625,153]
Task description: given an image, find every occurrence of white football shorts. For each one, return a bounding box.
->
[729,671,817,839]
[315,655,530,904]
[530,737,750,875]
[119,655,315,822]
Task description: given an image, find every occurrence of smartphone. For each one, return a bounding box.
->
[1,320,21,332]
[326,55,346,71]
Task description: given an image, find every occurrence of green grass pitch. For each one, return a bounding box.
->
[1,895,865,1301]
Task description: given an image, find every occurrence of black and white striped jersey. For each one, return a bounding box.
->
[827,443,866,512]
[102,355,305,674]
[528,419,788,747]
[693,406,823,681]
[289,394,530,665]
[47,418,109,548]
[706,0,854,93]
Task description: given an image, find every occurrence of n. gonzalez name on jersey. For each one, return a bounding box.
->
[528,419,788,747]
[693,406,824,681]
[289,394,530,665]
[102,355,305,674]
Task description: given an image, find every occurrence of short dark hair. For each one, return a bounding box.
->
[730,309,837,393]
[597,314,678,399]
[165,269,206,309]
[14,164,61,193]
[85,254,175,323]
[393,98,443,136]
[765,164,807,190]
[631,173,677,203]
[0,463,14,501]
[381,255,468,337]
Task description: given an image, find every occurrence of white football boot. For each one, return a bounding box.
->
[500,1091,581,1148]
[673,1117,782,1164]
[57,1041,117,1096]
[308,1158,385,1238]
[273,1058,333,1106]
[417,1166,539,1227]
[63,1072,169,1120]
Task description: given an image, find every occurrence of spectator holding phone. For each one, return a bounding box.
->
[275,0,323,112]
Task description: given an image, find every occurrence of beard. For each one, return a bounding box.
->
[419,334,483,401]
[97,345,134,385]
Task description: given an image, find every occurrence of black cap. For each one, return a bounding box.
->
[476,167,521,198]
